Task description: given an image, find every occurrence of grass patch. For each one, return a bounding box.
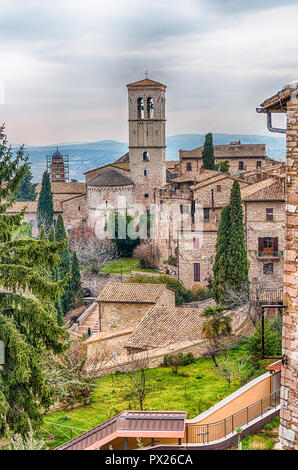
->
[100,257,159,274]
[237,417,280,450]
[42,350,254,448]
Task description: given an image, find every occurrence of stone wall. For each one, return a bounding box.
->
[279,100,298,450]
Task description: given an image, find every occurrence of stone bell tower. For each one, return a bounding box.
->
[126,77,167,193]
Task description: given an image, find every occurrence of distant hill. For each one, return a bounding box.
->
[18,133,285,182]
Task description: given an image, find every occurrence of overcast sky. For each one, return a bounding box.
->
[0,0,297,146]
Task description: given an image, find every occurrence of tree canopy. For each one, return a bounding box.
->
[202,133,215,170]
[0,125,68,436]
[36,171,53,233]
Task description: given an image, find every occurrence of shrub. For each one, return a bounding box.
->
[162,352,196,373]
[167,255,177,267]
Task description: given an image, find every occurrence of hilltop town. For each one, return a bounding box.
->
[1,75,297,453]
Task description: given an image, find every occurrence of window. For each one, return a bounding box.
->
[186,162,192,171]
[78,206,80,211]
[266,208,273,221]
[263,263,273,275]
[239,161,244,170]
[160,200,163,211]
[194,263,200,281]
[193,238,199,249]
[144,170,147,176]
[56,172,61,179]
[203,208,210,222]
[143,151,149,161]
[137,97,144,119]
[258,237,278,256]
[257,161,262,168]
[217,185,221,192]
[67,224,71,231]
[144,193,149,198]
[147,97,154,118]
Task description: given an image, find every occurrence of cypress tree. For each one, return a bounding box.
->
[202,133,215,170]
[37,171,53,233]
[70,251,83,308]
[48,225,55,243]
[0,125,68,436]
[212,206,230,303]
[38,224,47,241]
[55,215,72,314]
[225,181,249,293]
[15,164,37,202]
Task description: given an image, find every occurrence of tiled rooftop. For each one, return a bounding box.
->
[125,306,205,349]
[97,282,170,303]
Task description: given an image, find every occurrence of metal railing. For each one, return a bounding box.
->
[186,388,280,444]
[40,421,87,442]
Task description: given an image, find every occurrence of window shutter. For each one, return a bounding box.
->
[194,263,200,281]
[273,237,278,252]
[258,237,264,252]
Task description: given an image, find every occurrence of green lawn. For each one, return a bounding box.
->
[233,417,280,450]
[100,257,160,274]
[42,350,254,448]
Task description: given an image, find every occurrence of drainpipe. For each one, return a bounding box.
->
[256,108,286,134]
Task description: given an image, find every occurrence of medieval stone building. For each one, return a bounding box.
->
[258,82,298,450]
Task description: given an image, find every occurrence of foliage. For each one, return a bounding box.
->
[246,318,282,364]
[54,214,72,315]
[45,350,256,448]
[100,257,159,275]
[0,125,68,436]
[9,424,45,450]
[37,171,53,233]
[42,338,97,409]
[215,355,249,388]
[14,164,37,202]
[133,242,160,269]
[213,182,249,304]
[12,221,32,241]
[69,225,118,271]
[200,306,232,366]
[202,132,215,170]
[166,255,177,267]
[105,210,140,257]
[215,160,230,173]
[70,251,83,308]
[162,353,196,374]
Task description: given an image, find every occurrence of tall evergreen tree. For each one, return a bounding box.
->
[225,181,249,293]
[55,214,72,314]
[202,132,215,170]
[15,164,37,202]
[37,171,53,233]
[70,251,83,308]
[0,125,68,436]
[212,181,249,304]
[212,206,230,303]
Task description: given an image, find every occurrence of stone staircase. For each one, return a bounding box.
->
[68,302,100,337]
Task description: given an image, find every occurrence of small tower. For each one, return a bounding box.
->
[126,77,166,191]
[46,149,69,183]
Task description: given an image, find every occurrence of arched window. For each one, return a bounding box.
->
[143,151,149,161]
[147,97,154,118]
[137,97,144,119]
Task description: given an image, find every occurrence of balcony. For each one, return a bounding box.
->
[257,250,282,260]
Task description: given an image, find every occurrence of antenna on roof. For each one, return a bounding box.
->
[145,70,149,79]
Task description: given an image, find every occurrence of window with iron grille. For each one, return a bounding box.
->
[263,263,273,275]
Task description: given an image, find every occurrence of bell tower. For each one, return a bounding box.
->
[126,77,166,191]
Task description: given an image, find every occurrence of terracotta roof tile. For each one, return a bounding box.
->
[88,168,133,187]
[241,177,284,201]
[97,282,169,303]
[126,78,166,88]
[35,182,86,194]
[125,306,206,349]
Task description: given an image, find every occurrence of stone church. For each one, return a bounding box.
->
[86,77,168,239]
